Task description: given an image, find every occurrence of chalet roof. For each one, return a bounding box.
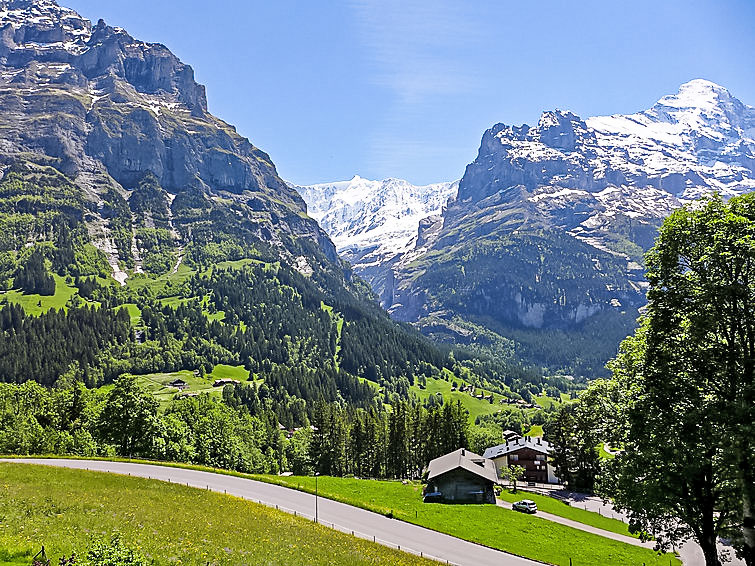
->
[483,436,552,459]
[427,448,499,484]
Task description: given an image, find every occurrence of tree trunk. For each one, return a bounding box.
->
[699,509,722,566]
[741,441,755,566]
[700,532,721,566]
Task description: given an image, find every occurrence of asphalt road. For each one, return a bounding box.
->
[3,459,540,566]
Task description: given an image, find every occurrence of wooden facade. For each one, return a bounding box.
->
[506,447,549,483]
[484,437,559,484]
[425,468,496,503]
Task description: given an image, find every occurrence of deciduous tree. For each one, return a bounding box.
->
[603,195,755,566]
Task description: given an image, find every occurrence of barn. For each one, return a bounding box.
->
[424,448,498,504]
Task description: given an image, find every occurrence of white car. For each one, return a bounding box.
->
[512,499,538,514]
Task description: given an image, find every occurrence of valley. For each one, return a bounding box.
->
[301,80,755,378]
[0,1,752,565]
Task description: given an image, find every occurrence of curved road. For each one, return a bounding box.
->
[3,459,540,566]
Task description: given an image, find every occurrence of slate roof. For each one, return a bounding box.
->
[483,437,552,459]
[426,448,499,484]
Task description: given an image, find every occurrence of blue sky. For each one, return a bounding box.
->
[65,0,755,186]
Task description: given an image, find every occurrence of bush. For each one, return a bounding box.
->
[83,535,147,566]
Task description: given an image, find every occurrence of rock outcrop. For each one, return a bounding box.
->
[0,0,339,278]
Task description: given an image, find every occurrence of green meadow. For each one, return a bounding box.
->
[257,475,680,566]
[0,463,433,566]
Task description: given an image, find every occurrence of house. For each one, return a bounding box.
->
[212,378,240,387]
[424,448,498,504]
[168,378,188,390]
[483,437,559,484]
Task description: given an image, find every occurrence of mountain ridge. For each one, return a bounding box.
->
[301,79,755,377]
[0,0,341,288]
[295,175,458,304]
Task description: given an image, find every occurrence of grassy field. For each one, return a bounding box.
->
[495,488,632,536]
[132,370,223,410]
[534,393,571,410]
[0,463,434,566]
[409,377,508,422]
[125,262,195,293]
[128,366,251,410]
[0,275,79,315]
[256,475,680,566]
[117,302,142,325]
[524,424,544,437]
[210,364,250,381]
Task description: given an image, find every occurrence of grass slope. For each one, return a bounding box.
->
[409,377,508,422]
[210,364,250,381]
[0,275,79,315]
[0,463,433,566]
[132,371,223,410]
[495,488,632,537]
[524,424,544,437]
[257,475,680,566]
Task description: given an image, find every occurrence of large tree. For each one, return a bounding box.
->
[97,375,159,457]
[547,389,603,493]
[603,195,755,566]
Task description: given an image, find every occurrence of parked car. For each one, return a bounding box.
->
[512,499,538,514]
[423,490,443,503]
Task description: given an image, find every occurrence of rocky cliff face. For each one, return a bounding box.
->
[448,80,755,261]
[0,0,338,282]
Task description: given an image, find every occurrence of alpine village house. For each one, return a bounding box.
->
[424,448,499,503]
[483,436,559,484]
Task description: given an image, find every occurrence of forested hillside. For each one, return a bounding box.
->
[0,0,586,478]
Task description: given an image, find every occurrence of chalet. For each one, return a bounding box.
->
[213,378,240,387]
[169,378,189,390]
[483,437,559,484]
[424,448,498,504]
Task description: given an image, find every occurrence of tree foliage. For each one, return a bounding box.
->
[602,195,755,566]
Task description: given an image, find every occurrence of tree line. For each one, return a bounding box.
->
[0,376,478,480]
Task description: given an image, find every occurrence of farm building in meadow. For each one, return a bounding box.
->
[484,437,559,484]
[168,378,189,390]
[424,448,498,504]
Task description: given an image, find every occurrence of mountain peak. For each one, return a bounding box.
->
[0,0,82,25]
[0,0,92,52]
[657,78,736,110]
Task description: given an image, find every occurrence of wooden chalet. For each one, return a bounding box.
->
[484,436,559,484]
[424,448,498,504]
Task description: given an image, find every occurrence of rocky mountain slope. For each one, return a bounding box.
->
[0,0,527,404]
[295,176,458,304]
[305,80,755,377]
[0,0,338,288]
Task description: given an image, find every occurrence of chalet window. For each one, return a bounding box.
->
[510,454,519,462]
[536,455,546,461]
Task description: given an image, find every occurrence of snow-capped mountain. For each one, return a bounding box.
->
[295,176,457,302]
[298,176,458,258]
[450,79,755,261]
[357,80,754,376]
